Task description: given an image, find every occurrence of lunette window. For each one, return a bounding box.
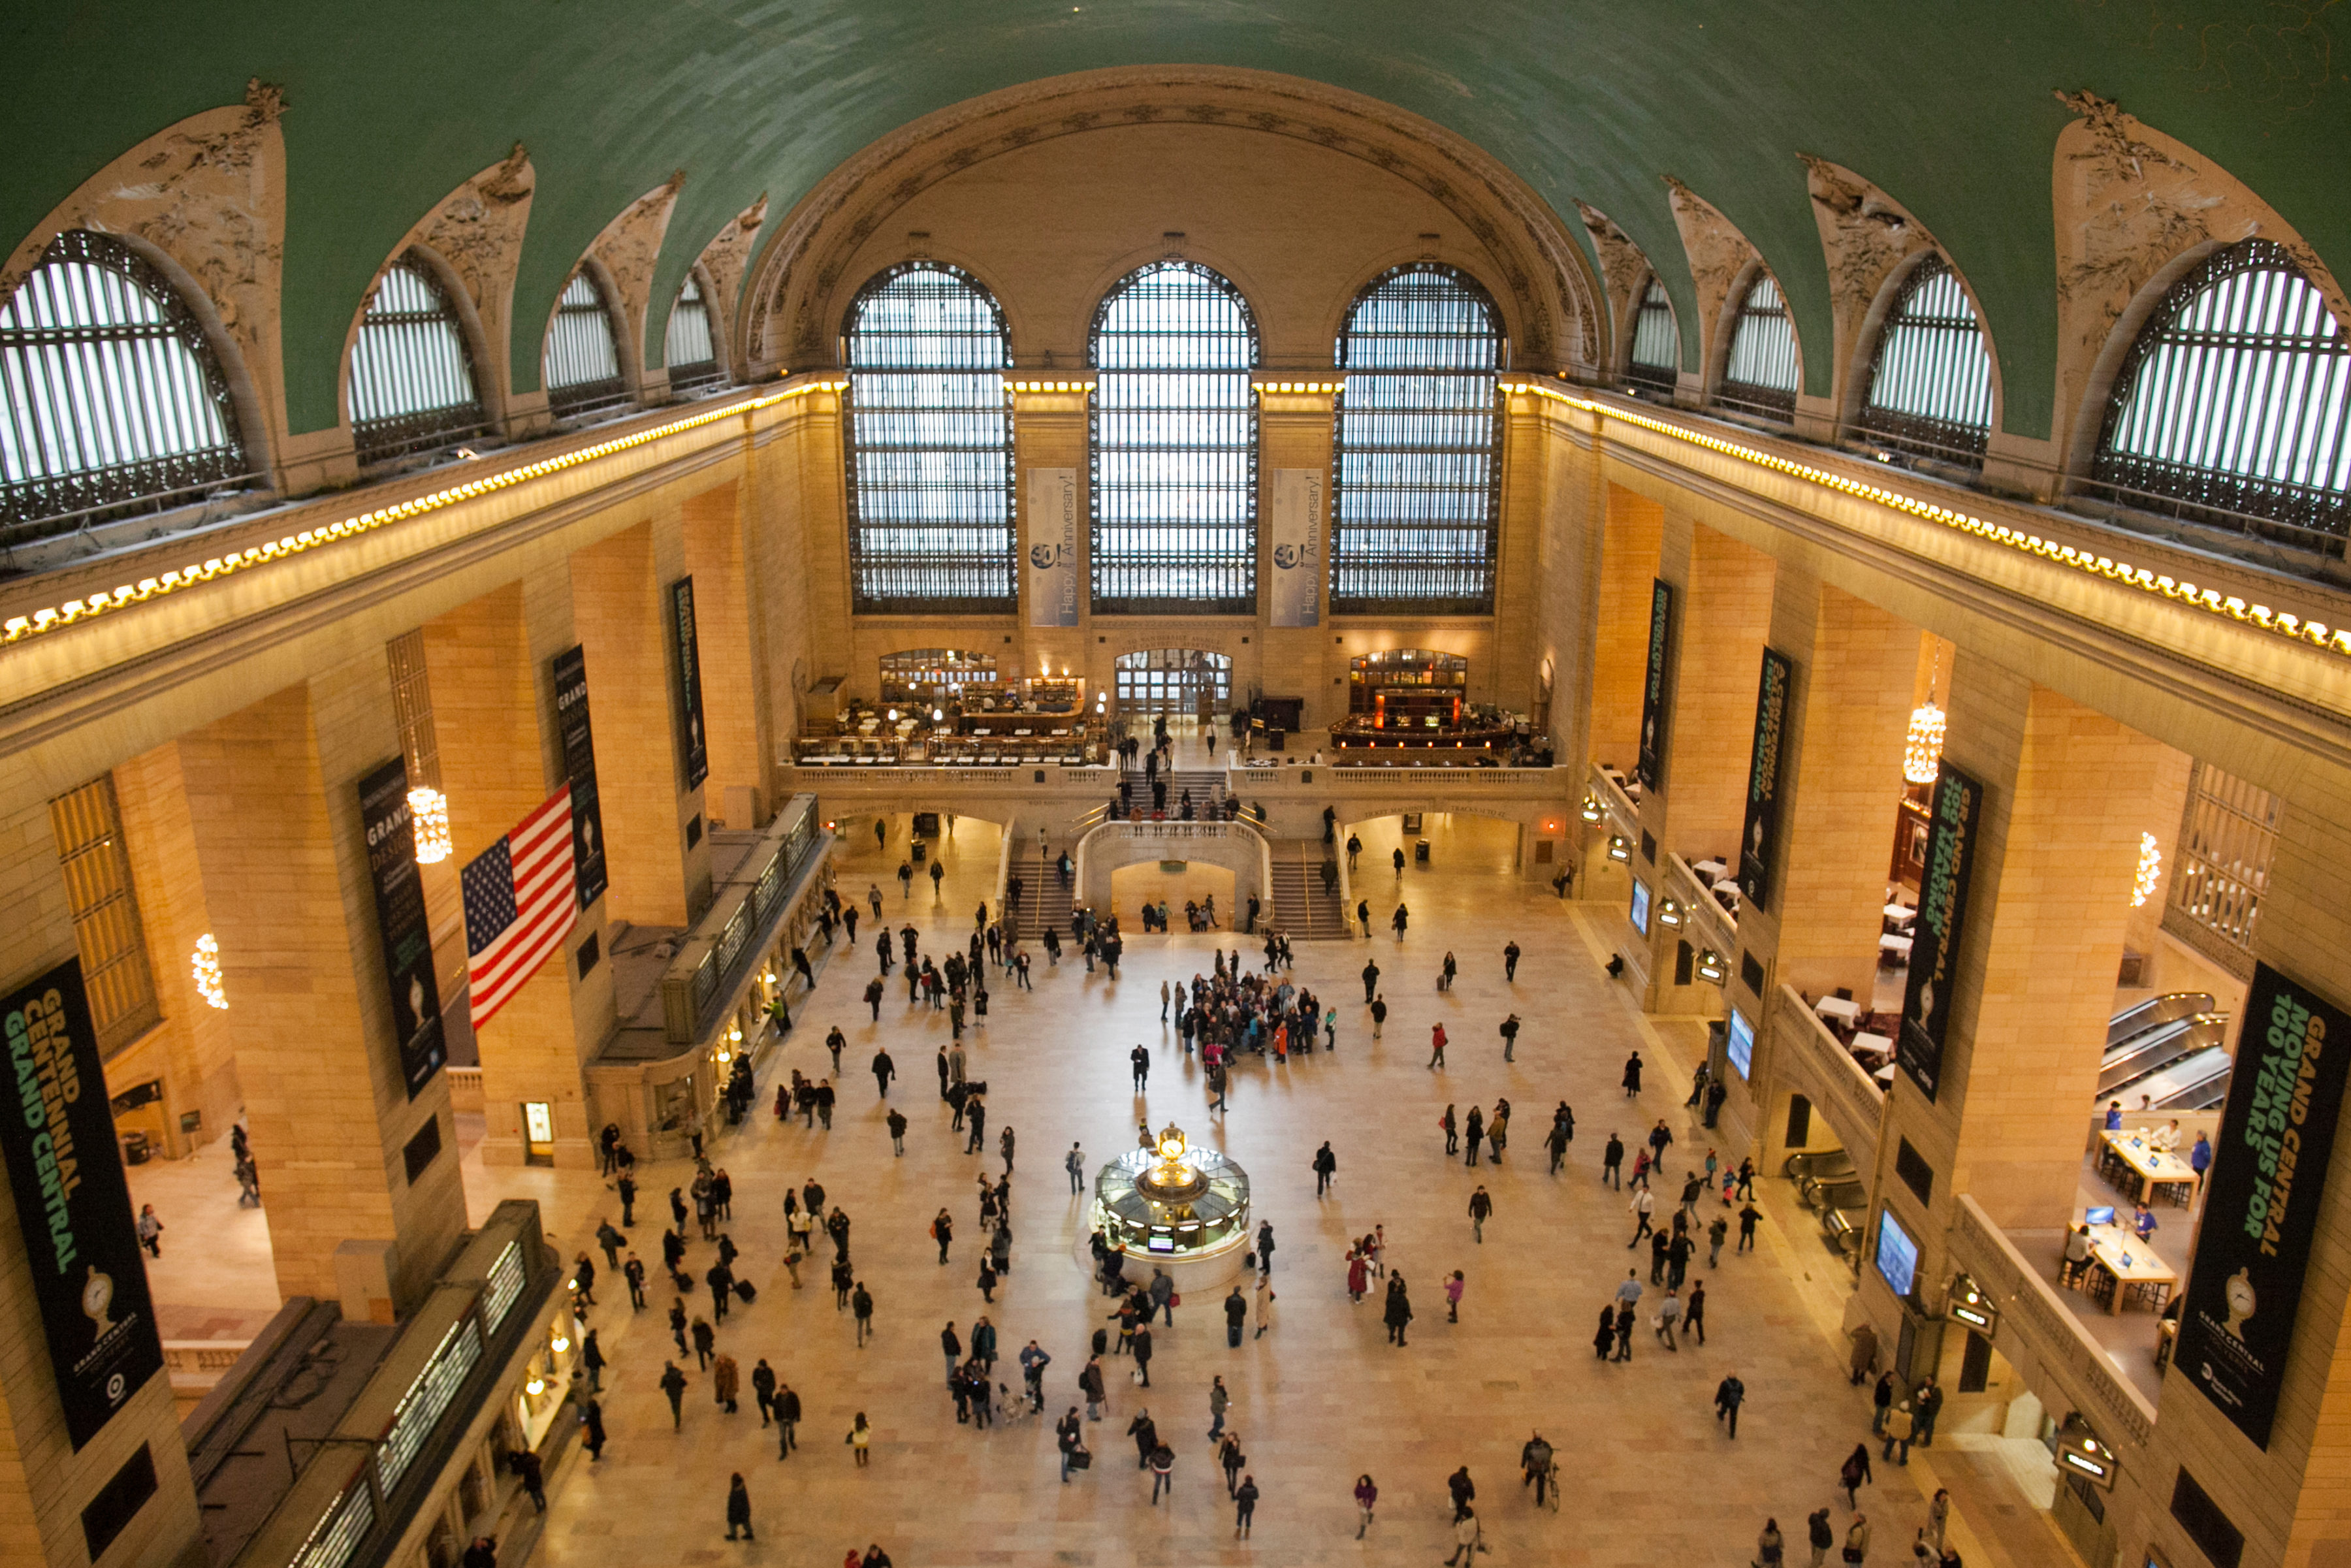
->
[1858,253,1994,468]
[1330,264,1503,615]
[0,229,253,543]
[2092,238,2350,558]
[1626,276,1680,396]
[1717,270,1799,422]
[1089,261,1259,615]
[842,263,1016,612]
[542,270,630,419]
[664,272,725,394]
[349,252,488,465]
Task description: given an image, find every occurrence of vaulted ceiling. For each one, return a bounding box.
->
[7,0,2343,441]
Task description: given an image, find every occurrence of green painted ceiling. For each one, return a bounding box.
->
[7,1,2344,441]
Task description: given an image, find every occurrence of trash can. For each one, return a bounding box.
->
[120,1131,151,1165]
[911,838,927,863]
[1415,838,1431,865]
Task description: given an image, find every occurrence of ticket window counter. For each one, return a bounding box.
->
[522,1102,556,1167]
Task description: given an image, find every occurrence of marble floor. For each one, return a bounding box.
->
[139,810,2017,1567]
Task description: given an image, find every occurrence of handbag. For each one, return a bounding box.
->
[1842,1551,1863,1565]
[1069,1448,1093,1469]
[1168,1292,1181,1307]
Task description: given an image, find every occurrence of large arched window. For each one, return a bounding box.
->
[1716,270,1799,422]
[1330,264,1504,615]
[2094,239,2350,554]
[541,268,630,419]
[843,263,1016,611]
[1625,276,1680,396]
[1,229,252,539]
[664,272,724,394]
[349,251,487,465]
[1089,261,1259,615]
[1858,254,1993,467]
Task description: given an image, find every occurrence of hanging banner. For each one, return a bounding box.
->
[1736,647,1794,912]
[1895,763,1981,1102]
[360,757,447,1099]
[1025,467,1080,628]
[669,577,709,792]
[1268,468,1324,628]
[2177,965,2351,1449]
[1,959,166,1450]
[1636,579,1673,794]
[551,645,607,910]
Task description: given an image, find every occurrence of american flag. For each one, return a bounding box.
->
[460,786,577,1030]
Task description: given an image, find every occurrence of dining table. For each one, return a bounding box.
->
[2100,1130,2199,1207]
[1814,995,1861,1026]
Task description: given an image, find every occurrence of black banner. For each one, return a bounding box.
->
[551,645,608,910]
[669,577,709,792]
[2177,965,2351,1449]
[1636,578,1673,794]
[360,758,445,1100]
[1736,647,1793,912]
[1895,763,1981,1102]
[1,959,165,1449]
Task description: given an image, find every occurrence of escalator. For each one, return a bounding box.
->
[2096,991,2232,1112]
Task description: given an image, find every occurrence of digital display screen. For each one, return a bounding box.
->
[1875,1209,1919,1300]
[1629,880,1652,936]
[1147,1234,1175,1253]
[1727,1008,1755,1080]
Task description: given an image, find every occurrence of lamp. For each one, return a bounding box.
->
[1657,897,1684,928]
[550,1333,571,1354]
[1902,701,1946,786]
[1607,835,1631,861]
[1580,795,1603,822]
[191,933,228,1010]
[525,1376,546,1396]
[2132,832,2162,907]
[1695,948,1727,984]
[408,786,452,863]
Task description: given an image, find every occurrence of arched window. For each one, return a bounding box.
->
[664,272,724,394]
[1626,276,1680,396]
[844,263,1016,611]
[349,252,487,465]
[1,229,252,538]
[1331,264,1504,615]
[1089,262,1259,614]
[541,268,630,419]
[1717,271,1799,422]
[2094,239,2350,553]
[1858,254,1993,467]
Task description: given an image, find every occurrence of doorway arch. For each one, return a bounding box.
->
[1115,648,1232,718]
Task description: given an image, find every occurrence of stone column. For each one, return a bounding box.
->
[1010,386,1091,699]
[178,665,468,1310]
[570,517,709,927]
[1648,520,1778,865]
[1588,481,1664,772]
[1255,385,1335,726]
[682,477,769,828]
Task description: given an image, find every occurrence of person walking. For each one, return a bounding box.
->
[1132,1322,1155,1387]
[1127,1409,1159,1470]
[1383,1277,1413,1345]
[852,1281,874,1346]
[1807,1508,1836,1568]
[1881,1400,1914,1465]
[1602,1131,1625,1188]
[1391,903,1409,941]
[1627,1185,1655,1247]
[1654,1287,1683,1351]
[1445,1270,1465,1322]
[1219,1433,1245,1496]
[724,1474,754,1541]
[1130,1044,1151,1092]
[1839,1443,1874,1508]
[1354,1474,1378,1539]
[1224,1285,1248,1347]
[712,1352,740,1414]
[1843,1514,1871,1566]
[1755,1518,1785,1567]
[1738,1200,1763,1252]
[581,1395,606,1461]
[1255,1221,1275,1275]
[1234,1474,1259,1539]
[1520,1431,1556,1507]
[775,1383,801,1456]
[1622,1050,1643,1096]
[1370,993,1387,1037]
[1149,1443,1176,1505]
[581,1328,605,1392]
[1467,1185,1494,1243]
[1685,1279,1708,1345]
[752,1359,777,1425]
[848,1412,872,1467]
[1056,1407,1085,1482]
[1362,958,1381,1002]
[660,1362,689,1430]
[1503,939,1520,982]
[1313,1140,1337,1196]
[1207,1375,1230,1439]
[1445,1507,1481,1567]
[1066,1142,1086,1194]
[1499,1014,1520,1063]
[1714,1369,1745,1436]
[1253,1274,1277,1339]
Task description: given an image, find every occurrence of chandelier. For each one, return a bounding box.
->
[2132,832,2162,907]
[1903,701,1946,785]
[408,786,452,864]
[191,933,228,1010]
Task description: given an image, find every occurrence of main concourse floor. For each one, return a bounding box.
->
[143,810,2011,1567]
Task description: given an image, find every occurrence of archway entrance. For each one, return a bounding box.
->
[1115,648,1231,720]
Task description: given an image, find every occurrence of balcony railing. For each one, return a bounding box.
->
[661,795,823,1046]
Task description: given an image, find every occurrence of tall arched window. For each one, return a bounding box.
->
[843,263,1016,611]
[1626,276,1680,396]
[1717,270,1799,422]
[2094,239,2350,554]
[542,268,630,419]
[1858,254,1993,467]
[1,229,252,539]
[1331,264,1504,615]
[349,251,487,464]
[1089,261,1259,615]
[664,272,724,394]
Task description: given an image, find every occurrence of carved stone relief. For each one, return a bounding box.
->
[690,194,768,373]
[587,172,686,374]
[1663,176,1762,385]
[3,82,289,450]
[399,144,537,417]
[1801,157,1939,406]
[746,67,1602,379]
[2050,89,2347,456]
[1575,200,1655,369]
